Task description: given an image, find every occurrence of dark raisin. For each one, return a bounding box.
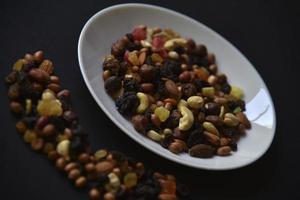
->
[103,57,120,75]
[70,136,85,156]
[126,156,137,166]
[145,56,153,65]
[228,99,246,111]
[119,61,128,77]
[187,129,205,148]
[176,182,191,199]
[189,55,208,67]
[115,92,139,116]
[104,76,122,95]
[111,38,129,57]
[231,143,238,151]
[22,117,37,129]
[192,121,204,131]
[140,64,155,82]
[111,151,127,163]
[205,102,220,115]
[72,125,88,138]
[49,116,65,132]
[194,44,207,57]
[164,110,181,129]
[173,46,185,54]
[222,127,239,137]
[221,84,231,94]
[22,62,36,72]
[8,83,20,100]
[160,59,181,81]
[126,33,134,42]
[181,83,196,97]
[186,39,196,50]
[98,174,109,186]
[4,71,17,85]
[115,186,128,200]
[194,79,209,92]
[217,74,227,84]
[133,174,160,200]
[173,128,188,141]
[126,41,142,52]
[161,134,174,148]
[124,79,140,92]
[156,80,167,97]
[63,110,78,124]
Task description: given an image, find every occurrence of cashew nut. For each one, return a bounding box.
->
[136,92,149,113]
[164,38,187,50]
[187,96,204,109]
[177,99,188,109]
[178,100,194,131]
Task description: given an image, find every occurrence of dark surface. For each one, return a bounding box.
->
[0,0,300,199]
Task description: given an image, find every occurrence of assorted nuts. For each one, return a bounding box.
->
[103,25,251,158]
[5,51,189,200]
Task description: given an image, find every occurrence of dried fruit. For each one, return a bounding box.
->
[154,106,170,122]
[132,26,147,41]
[37,90,63,116]
[104,76,122,95]
[181,83,196,97]
[116,92,139,116]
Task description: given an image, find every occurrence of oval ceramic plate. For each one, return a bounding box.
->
[78,3,276,170]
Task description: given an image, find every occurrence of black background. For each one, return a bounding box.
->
[1,0,300,199]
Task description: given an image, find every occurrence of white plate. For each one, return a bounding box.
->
[78,3,276,170]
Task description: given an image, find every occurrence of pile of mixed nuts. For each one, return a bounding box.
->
[5,51,190,200]
[103,25,251,158]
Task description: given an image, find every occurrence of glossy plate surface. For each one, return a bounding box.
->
[78,3,276,170]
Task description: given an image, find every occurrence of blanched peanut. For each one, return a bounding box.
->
[224,113,239,126]
[56,139,70,156]
[203,122,219,135]
[147,130,162,142]
[187,96,204,109]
